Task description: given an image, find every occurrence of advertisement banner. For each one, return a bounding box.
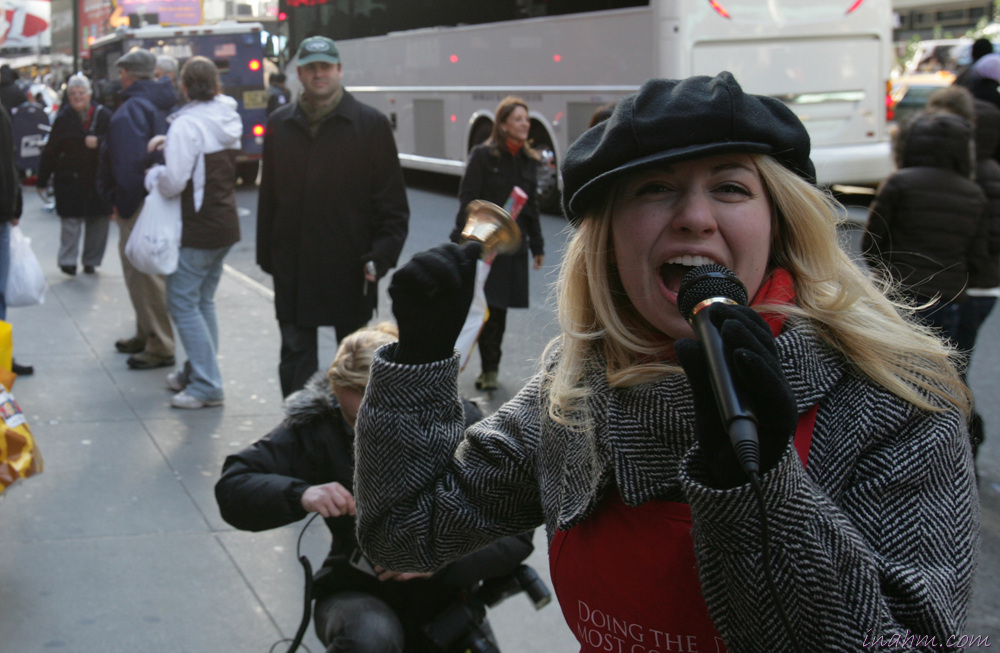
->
[111,0,202,26]
[0,0,51,49]
[79,0,113,55]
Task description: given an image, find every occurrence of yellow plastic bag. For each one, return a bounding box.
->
[0,384,42,495]
[0,320,42,495]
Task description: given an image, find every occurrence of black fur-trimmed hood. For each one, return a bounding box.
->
[897,110,975,176]
[282,371,339,429]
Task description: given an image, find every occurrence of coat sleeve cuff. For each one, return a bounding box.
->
[679,442,810,550]
[366,343,461,412]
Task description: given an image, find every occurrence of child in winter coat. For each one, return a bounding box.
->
[863,108,991,337]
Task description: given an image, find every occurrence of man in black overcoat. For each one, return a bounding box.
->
[257,36,410,397]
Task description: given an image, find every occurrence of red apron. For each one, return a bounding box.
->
[549,409,815,653]
[550,267,811,652]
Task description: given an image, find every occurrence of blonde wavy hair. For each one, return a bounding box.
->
[545,154,971,428]
[327,322,399,394]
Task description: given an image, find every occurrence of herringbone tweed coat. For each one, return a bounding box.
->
[355,321,979,651]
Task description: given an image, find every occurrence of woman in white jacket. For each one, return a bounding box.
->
[150,56,243,409]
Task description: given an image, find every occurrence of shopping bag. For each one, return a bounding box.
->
[0,381,42,496]
[455,259,491,372]
[125,165,182,275]
[5,225,46,307]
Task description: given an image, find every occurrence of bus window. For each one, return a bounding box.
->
[282,0,652,45]
[282,0,892,210]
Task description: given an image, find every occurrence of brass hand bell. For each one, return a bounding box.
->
[460,200,522,258]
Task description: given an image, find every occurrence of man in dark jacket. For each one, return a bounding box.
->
[97,48,178,370]
[266,72,289,116]
[257,36,409,397]
[953,38,994,87]
[0,101,32,376]
[0,65,26,114]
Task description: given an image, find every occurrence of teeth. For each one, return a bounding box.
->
[666,255,716,267]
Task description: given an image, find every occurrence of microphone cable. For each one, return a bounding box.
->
[678,264,804,653]
[268,512,320,653]
[747,469,803,653]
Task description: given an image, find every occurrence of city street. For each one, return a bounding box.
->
[0,175,997,651]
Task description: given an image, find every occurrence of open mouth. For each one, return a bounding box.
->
[660,255,718,294]
[660,264,691,294]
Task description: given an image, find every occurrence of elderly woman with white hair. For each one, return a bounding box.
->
[38,73,113,275]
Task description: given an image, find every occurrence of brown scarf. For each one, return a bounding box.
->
[299,86,344,136]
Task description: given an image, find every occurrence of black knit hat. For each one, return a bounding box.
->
[560,72,815,224]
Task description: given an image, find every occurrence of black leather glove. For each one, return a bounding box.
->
[674,303,798,488]
[390,242,482,364]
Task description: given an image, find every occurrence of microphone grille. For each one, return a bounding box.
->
[677,264,748,321]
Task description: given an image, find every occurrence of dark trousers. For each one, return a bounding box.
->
[279,320,367,397]
[915,302,959,344]
[954,295,997,375]
[314,591,404,653]
[478,306,507,373]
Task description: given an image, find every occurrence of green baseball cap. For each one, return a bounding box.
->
[297,36,341,66]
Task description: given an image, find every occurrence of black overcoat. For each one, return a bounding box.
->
[256,91,409,330]
[38,101,113,218]
[453,143,545,309]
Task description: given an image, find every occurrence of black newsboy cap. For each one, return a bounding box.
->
[561,72,815,224]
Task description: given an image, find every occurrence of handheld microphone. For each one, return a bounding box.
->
[677,264,760,477]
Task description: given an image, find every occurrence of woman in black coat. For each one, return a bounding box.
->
[38,74,112,276]
[452,96,545,391]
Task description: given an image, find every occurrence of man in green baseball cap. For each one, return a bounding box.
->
[257,36,410,398]
[295,36,343,114]
[296,35,340,66]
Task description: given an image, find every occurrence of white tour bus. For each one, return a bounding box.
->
[283,0,894,212]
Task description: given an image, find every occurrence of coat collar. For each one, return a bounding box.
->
[286,88,359,132]
[551,320,846,530]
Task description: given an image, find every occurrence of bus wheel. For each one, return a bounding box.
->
[534,141,560,215]
[470,120,492,150]
[237,161,260,186]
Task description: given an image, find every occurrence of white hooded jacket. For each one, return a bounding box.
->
[156,94,243,213]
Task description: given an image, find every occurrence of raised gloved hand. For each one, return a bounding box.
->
[674,303,798,488]
[390,242,482,364]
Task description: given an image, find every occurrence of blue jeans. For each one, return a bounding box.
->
[166,246,230,402]
[0,222,10,321]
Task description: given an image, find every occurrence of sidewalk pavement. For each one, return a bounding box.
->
[0,189,576,652]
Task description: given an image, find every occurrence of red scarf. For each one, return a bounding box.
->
[752,267,796,337]
[505,137,523,156]
[81,105,95,132]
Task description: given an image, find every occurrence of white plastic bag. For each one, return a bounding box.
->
[125,165,182,275]
[5,226,46,307]
[455,259,491,372]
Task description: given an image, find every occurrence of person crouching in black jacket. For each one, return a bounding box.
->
[215,322,533,652]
